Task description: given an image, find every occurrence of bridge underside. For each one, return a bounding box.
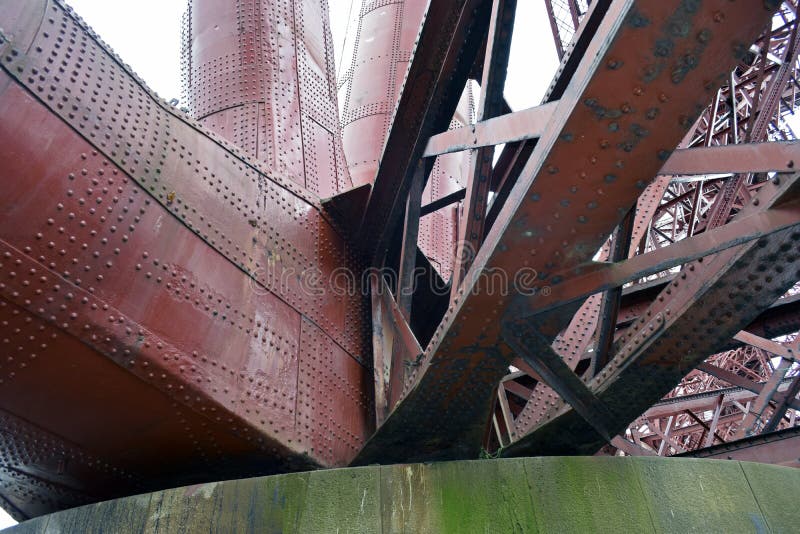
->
[1,0,800,524]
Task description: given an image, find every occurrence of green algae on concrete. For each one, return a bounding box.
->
[380,458,538,533]
[525,456,655,532]
[633,457,770,533]
[6,457,799,533]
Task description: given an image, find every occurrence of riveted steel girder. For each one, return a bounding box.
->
[355,0,782,464]
[505,172,800,456]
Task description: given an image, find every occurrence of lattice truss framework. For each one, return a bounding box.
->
[485,0,800,461]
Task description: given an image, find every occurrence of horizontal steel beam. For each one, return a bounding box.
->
[421,188,466,217]
[733,330,798,361]
[530,199,800,315]
[644,387,761,419]
[661,141,800,175]
[697,362,800,411]
[679,426,800,467]
[422,102,557,157]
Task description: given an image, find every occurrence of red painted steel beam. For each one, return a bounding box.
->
[643,386,765,419]
[422,102,556,157]
[660,140,800,175]
[451,0,518,299]
[697,362,800,411]
[505,171,800,456]
[517,198,800,316]
[354,0,780,464]
[591,209,635,376]
[485,0,613,237]
[356,0,493,265]
[679,426,800,467]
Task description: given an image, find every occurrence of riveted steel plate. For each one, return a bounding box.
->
[0,0,370,517]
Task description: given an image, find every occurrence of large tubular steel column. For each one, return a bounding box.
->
[340,0,474,280]
[181,0,351,198]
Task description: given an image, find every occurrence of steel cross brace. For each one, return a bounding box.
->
[528,194,800,316]
[504,168,800,456]
[451,0,518,298]
[423,102,556,158]
[353,0,779,464]
[356,0,494,265]
[762,371,800,432]
[697,361,800,412]
[501,315,617,442]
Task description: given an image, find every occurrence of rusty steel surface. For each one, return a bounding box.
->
[0,0,372,519]
[355,0,782,464]
[339,0,473,280]
[679,426,800,467]
[3,0,800,523]
[182,0,351,198]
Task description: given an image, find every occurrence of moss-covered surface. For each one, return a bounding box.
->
[7,457,799,533]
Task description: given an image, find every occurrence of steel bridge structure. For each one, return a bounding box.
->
[0,0,799,522]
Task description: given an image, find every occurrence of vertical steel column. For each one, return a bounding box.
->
[590,209,634,376]
[182,0,350,197]
[735,357,793,438]
[397,162,426,320]
[451,0,516,296]
[543,0,566,59]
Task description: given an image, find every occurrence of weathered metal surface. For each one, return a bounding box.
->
[450,0,517,297]
[339,0,475,280]
[502,199,800,316]
[0,0,372,519]
[660,140,800,175]
[355,0,492,266]
[371,276,422,425]
[680,426,800,467]
[181,0,351,198]
[505,172,800,455]
[422,102,556,158]
[8,457,800,533]
[2,0,800,524]
[356,0,781,464]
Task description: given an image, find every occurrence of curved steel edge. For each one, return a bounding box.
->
[5,457,799,533]
[0,0,373,519]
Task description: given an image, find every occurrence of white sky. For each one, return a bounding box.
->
[61,0,559,109]
[0,1,558,528]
